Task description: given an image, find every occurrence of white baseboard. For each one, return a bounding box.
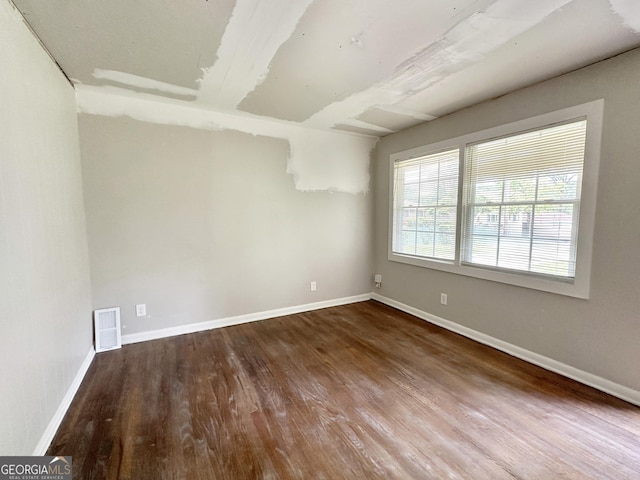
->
[32,347,96,455]
[122,293,372,345]
[29,292,639,457]
[371,293,640,407]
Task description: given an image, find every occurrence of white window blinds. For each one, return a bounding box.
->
[462,120,587,278]
[393,149,459,261]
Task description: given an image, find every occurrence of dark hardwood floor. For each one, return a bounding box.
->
[48,301,640,479]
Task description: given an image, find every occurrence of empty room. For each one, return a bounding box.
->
[2,0,640,478]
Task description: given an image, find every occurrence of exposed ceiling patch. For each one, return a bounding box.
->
[609,0,640,33]
[76,85,376,195]
[236,0,486,123]
[374,105,437,123]
[12,0,639,142]
[332,124,390,137]
[11,0,232,90]
[393,0,640,119]
[357,107,431,132]
[336,119,394,135]
[303,0,574,131]
[197,0,314,109]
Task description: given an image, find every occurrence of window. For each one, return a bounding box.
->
[392,149,459,261]
[462,120,586,278]
[389,100,603,298]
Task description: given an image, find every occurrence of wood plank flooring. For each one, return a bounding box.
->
[48,301,640,479]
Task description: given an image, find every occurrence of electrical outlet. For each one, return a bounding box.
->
[440,293,448,306]
[311,281,317,291]
[374,274,382,288]
[136,304,146,317]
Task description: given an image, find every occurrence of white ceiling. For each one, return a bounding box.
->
[12,0,640,137]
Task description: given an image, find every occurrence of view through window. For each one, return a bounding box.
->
[392,149,459,261]
[462,120,586,278]
[389,100,602,298]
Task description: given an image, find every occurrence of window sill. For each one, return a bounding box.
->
[388,251,590,299]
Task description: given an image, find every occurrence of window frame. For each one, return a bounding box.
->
[391,147,460,262]
[388,100,604,299]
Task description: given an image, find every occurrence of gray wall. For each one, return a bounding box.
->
[374,48,640,393]
[79,116,373,335]
[0,2,93,454]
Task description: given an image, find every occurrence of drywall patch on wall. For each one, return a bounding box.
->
[304,0,573,130]
[76,85,376,194]
[288,129,372,194]
[197,0,314,109]
[609,0,640,32]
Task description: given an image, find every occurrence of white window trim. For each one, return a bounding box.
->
[388,99,604,299]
